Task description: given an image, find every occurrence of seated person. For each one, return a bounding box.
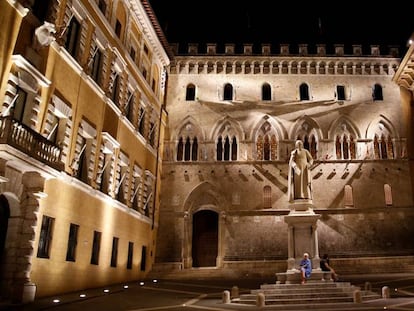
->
[300,252,312,284]
[320,254,338,281]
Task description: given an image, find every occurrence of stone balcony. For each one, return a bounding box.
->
[0,116,64,171]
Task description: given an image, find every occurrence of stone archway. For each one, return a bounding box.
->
[191,210,218,267]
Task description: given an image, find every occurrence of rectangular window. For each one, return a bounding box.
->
[90,231,101,265]
[140,246,147,271]
[75,138,88,183]
[116,166,128,204]
[127,242,134,269]
[47,114,60,144]
[149,122,155,147]
[65,18,81,59]
[129,47,136,61]
[91,49,103,86]
[138,107,145,136]
[37,215,55,258]
[151,79,156,93]
[126,91,134,122]
[112,74,121,106]
[98,0,106,14]
[110,237,119,267]
[14,87,28,122]
[115,20,122,38]
[337,85,346,100]
[99,152,112,194]
[66,223,79,262]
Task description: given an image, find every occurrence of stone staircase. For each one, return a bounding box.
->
[230,280,381,309]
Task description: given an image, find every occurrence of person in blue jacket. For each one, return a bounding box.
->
[300,252,312,284]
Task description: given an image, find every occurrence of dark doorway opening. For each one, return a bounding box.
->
[192,210,218,267]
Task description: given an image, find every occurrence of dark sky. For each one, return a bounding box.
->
[147,1,414,55]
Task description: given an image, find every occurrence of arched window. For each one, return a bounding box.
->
[224,137,230,160]
[270,135,277,160]
[335,136,341,159]
[192,137,198,160]
[216,137,223,161]
[263,186,272,208]
[263,135,270,160]
[299,83,310,100]
[344,185,354,207]
[335,134,356,160]
[372,83,383,101]
[297,134,317,159]
[384,184,392,206]
[223,83,233,100]
[373,135,380,159]
[262,83,271,101]
[176,137,183,161]
[373,134,393,159]
[350,136,356,159]
[256,134,278,161]
[303,135,310,150]
[217,135,237,161]
[386,136,394,159]
[184,137,191,161]
[185,84,196,101]
[231,137,237,160]
[177,136,198,161]
[310,135,317,158]
[380,134,387,159]
[256,135,264,160]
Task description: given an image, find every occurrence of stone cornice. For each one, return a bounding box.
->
[169,55,400,76]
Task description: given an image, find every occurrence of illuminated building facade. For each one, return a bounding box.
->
[0,0,169,303]
[153,42,414,279]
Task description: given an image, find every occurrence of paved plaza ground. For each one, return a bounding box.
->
[1,273,414,311]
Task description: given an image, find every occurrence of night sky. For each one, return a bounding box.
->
[147,1,414,55]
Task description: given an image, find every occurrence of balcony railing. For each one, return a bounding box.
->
[0,116,65,171]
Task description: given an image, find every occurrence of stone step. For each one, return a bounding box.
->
[251,287,354,295]
[242,292,354,300]
[238,296,355,305]
[232,280,381,307]
[260,281,353,290]
[233,299,380,310]
[237,293,381,306]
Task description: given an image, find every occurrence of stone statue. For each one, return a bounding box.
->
[288,140,313,202]
[34,21,56,50]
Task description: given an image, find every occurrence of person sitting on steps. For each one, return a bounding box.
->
[300,252,312,284]
[320,253,339,281]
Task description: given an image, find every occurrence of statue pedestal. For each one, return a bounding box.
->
[289,199,313,213]
[277,201,321,283]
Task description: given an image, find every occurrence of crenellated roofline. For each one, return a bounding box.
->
[171,42,401,58]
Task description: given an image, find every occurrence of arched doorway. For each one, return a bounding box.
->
[192,210,218,267]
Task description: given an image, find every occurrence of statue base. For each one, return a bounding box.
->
[284,200,321,272]
[289,199,314,214]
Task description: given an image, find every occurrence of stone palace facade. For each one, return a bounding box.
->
[153,41,414,278]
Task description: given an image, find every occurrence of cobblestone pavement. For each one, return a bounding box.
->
[1,273,414,311]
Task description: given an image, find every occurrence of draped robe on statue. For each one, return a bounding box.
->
[288,140,314,202]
